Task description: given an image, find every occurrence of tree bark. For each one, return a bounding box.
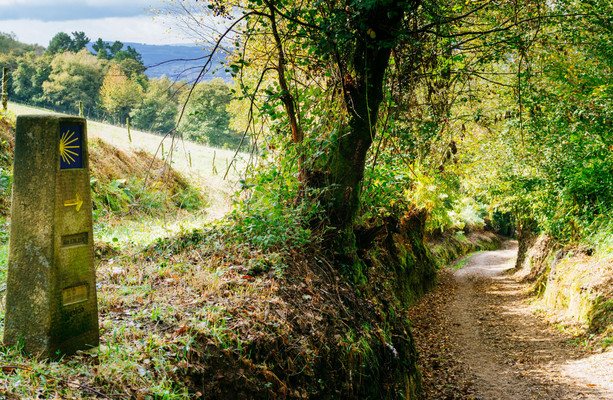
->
[309,1,416,240]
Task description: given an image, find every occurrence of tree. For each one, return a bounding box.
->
[47,31,90,54]
[114,46,143,65]
[70,31,90,53]
[179,79,241,147]
[131,77,180,133]
[116,58,147,87]
[109,41,124,57]
[42,49,104,113]
[11,52,37,101]
[196,0,417,249]
[30,54,52,104]
[91,39,144,66]
[47,32,73,54]
[10,52,51,104]
[99,64,144,123]
[92,38,110,60]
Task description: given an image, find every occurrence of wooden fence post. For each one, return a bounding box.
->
[1,68,8,111]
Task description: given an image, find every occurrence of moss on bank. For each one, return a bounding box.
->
[173,210,437,399]
[427,229,503,267]
[515,233,613,346]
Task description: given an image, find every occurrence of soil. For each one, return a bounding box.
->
[409,241,613,400]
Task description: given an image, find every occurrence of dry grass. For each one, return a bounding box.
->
[0,230,281,398]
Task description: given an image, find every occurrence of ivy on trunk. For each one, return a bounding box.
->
[315,2,411,236]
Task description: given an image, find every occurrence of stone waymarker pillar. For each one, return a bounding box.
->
[4,115,98,357]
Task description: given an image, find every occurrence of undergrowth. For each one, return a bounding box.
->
[516,229,613,351]
[0,200,434,399]
[88,137,204,221]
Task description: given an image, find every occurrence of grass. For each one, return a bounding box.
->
[450,254,472,270]
[93,212,210,249]
[448,250,485,270]
[585,216,613,259]
[0,224,278,397]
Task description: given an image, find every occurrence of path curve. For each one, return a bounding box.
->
[410,241,613,400]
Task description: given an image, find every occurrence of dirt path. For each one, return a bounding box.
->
[409,241,613,399]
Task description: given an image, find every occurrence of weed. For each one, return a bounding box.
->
[570,334,595,347]
[600,335,613,348]
[451,255,470,270]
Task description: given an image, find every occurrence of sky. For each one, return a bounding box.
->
[0,0,197,46]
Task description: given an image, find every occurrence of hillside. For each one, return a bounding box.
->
[7,102,242,220]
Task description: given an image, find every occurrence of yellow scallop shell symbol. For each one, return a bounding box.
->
[60,130,80,165]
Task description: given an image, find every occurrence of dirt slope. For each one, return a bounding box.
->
[410,241,613,399]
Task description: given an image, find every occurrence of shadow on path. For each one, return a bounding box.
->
[409,240,613,400]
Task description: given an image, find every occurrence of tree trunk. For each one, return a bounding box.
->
[308,2,414,242]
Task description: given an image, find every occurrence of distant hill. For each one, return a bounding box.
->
[87,42,232,82]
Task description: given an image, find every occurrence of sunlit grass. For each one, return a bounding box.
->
[93,212,211,249]
[585,216,613,258]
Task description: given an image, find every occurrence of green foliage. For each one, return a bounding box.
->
[466,0,613,241]
[91,178,136,215]
[130,78,179,133]
[407,169,483,233]
[11,53,37,100]
[92,38,109,59]
[100,64,144,123]
[0,167,12,195]
[42,49,104,113]
[1,31,155,125]
[90,177,203,221]
[226,202,312,251]
[47,31,90,54]
[179,79,242,148]
[92,38,143,65]
[584,216,613,256]
[225,154,315,251]
[8,52,51,105]
[47,32,73,54]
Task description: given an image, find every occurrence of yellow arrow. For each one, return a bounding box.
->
[64,193,83,212]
